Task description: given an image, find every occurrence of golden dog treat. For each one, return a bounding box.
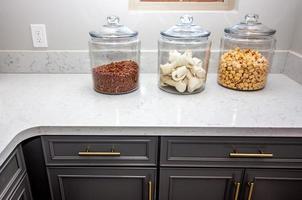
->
[218,48,269,91]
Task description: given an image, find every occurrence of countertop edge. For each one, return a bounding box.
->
[1,125,302,166]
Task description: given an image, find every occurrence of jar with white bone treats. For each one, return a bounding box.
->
[158,15,211,94]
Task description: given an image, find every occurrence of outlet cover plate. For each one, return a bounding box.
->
[30,24,48,48]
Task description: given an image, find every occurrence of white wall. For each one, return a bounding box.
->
[0,0,300,50]
[290,1,302,54]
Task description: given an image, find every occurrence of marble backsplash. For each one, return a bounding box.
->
[284,51,302,85]
[0,50,290,74]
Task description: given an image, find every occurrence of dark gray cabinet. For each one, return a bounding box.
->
[41,136,158,200]
[6,175,32,200]
[1,135,301,200]
[0,147,26,199]
[47,167,156,200]
[161,137,302,168]
[0,147,32,200]
[160,136,302,200]
[159,168,243,200]
[243,169,302,200]
[42,136,158,166]
[22,137,51,200]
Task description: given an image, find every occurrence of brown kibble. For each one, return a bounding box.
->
[92,60,139,94]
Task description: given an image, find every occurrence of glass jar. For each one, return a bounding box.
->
[89,16,140,94]
[158,15,211,94]
[218,14,276,91]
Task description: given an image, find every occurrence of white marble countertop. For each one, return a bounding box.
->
[1,73,302,165]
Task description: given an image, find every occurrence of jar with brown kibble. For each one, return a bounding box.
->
[218,14,276,91]
[89,16,140,94]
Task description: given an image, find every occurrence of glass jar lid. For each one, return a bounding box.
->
[225,14,276,38]
[160,15,211,39]
[89,16,138,39]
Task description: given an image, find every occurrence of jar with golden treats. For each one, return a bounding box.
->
[218,14,276,91]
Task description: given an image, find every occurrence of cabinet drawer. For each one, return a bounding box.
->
[161,137,302,167]
[0,147,26,199]
[48,167,156,200]
[5,175,32,200]
[42,136,158,166]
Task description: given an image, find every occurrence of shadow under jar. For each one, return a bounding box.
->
[89,16,140,94]
[158,15,211,95]
[218,14,276,91]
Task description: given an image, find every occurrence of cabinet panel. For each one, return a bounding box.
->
[6,175,32,200]
[0,147,26,199]
[161,137,302,168]
[159,168,243,200]
[48,167,156,200]
[42,136,158,166]
[244,169,302,200]
[22,137,51,200]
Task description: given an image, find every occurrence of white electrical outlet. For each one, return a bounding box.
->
[30,24,48,48]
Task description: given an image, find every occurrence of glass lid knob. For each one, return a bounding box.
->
[107,15,120,26]
[179,15,194,25]
[244,14,259,25]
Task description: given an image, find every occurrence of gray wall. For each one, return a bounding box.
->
[0,0,300,50]
[290,1,302,54]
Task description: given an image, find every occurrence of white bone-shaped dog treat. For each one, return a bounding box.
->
[161,76,187,93]
[186,71,205,93]
[171,66,188,81]
[188,77,204,93]
[191,65,206,79]
[160,80,167,87]
[169,50,182,63]
[192,57,203,67]
[173,55,188,67]
[160,50,207,93]
[169,50,195,67]
[184,50,196,66]
[160,63,176,75]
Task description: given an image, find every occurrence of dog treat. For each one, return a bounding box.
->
[92,60,139,94]
[160,50,206,93]
[218,48,269,91]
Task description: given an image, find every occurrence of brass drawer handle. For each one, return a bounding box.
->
[229,152,273,158]
[148,181,153,200]
[234,182,240,200]
[78,150,121,156]
[247,182,255,200]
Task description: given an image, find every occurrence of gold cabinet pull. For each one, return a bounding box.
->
[78,149,121,156]
[247,182,255,200]
[229,152,273,158]
[234,182,240,200]
[148,181,153,200]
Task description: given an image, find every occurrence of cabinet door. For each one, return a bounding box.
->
[7,175,33,200]
[159,168,243,200]
[48,167,156,200]
[244,169,302,200]
[0,147,26,199]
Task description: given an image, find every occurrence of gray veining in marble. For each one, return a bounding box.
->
[0,73,302,165]
[0,51,90,73]
[0,50,288,74]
